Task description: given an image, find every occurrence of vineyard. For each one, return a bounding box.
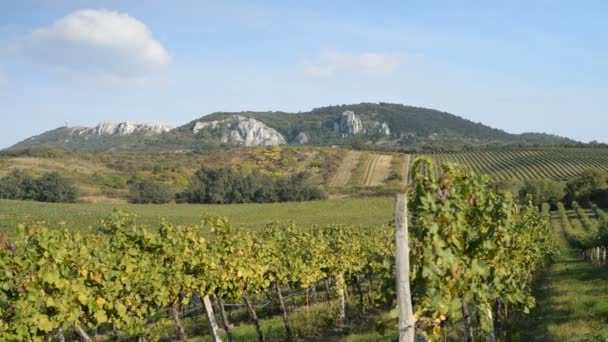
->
[362,154,392,186]
[0,197,394,233]
[424,147,608,181]
[555,202,608,263]
[0,159,555,341]
[329,151,400,190]
[328,151,361,188]
[524,204,608,339]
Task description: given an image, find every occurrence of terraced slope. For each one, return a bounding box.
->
[363,154,393,186]
[328,150,362,187]
[424,148,608,180]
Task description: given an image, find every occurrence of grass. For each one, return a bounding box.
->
[347,152,371,187]
[0,197,394,232]
[523,211,608,341]
[186,295,397,342]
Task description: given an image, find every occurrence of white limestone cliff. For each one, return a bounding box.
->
[192,115,287,146]
[334,111,363,135]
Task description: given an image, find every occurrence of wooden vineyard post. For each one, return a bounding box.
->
[243,292,265,342]
[395,193,415,342]
[202,295,223,342]
[215,295,235,341]
[74,325,93,342]
[172,302,188,342]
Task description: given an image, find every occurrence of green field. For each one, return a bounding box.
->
[0,197,394,232]
[425,147,608,181]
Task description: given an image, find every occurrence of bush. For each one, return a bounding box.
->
[490,179,522,195]
[0,147,65,158]
[0,170,79,203]
[178,167,327,204]
[34,172,80,203]
[0,170,37,200]
[589,188,608,208]
[129,180,174,204]
[565,168,608,205]
[518,179,564,208]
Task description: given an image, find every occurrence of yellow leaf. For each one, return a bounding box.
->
[77,293,88,305]
[96,297,106,308]
[94,309,108,323]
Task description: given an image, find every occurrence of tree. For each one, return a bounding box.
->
[518,179,565,207]
[0,171,79,203]
[34,172,80,203]
[129,180,174,204]
[0,170,38,200]
[490,179,522,195]
[178,167,326,204]
[565,168,608,205]
[176,168,209,203]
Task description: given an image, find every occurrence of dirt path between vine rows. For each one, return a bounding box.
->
[329,151,361,187]
[364,154,393,186]
[402,154,411,187]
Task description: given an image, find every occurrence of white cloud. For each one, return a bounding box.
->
[21,9,169,75]
[304,51,402,79]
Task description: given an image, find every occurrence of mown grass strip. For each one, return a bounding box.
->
[523,212,608,341]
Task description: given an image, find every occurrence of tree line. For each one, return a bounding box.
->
[0,170,79,203]
[131,167,327,204]
[491,168,608,209]
[0,166,327,205]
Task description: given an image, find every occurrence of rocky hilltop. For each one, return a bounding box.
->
[90,122,173,136]
[8,103,578,151]
[56,122,173,138]
[12,122,174,152]
[191,115,286,146]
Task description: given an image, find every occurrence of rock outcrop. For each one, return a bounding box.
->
[293,132,309,144]
[90,122,173,136]
[192,115,286,146]
[53,122,173,137]
[8,121,174,152]
[192,119,224,133]
[334,111,363,135]
[379,122,390,136]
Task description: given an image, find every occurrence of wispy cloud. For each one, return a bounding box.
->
[0,67,5,86]
[304,50,402,79]
[18,9,170,76]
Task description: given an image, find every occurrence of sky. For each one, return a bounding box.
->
[1,0,607,148]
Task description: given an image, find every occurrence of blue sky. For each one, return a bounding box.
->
[1,0,607,148]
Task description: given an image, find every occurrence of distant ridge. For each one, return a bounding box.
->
[8,103,577,152]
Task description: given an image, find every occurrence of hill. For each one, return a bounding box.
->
[12,122,173,152]
[0,146,409,203]
[2,145,607,204]
[8,103,577,152]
